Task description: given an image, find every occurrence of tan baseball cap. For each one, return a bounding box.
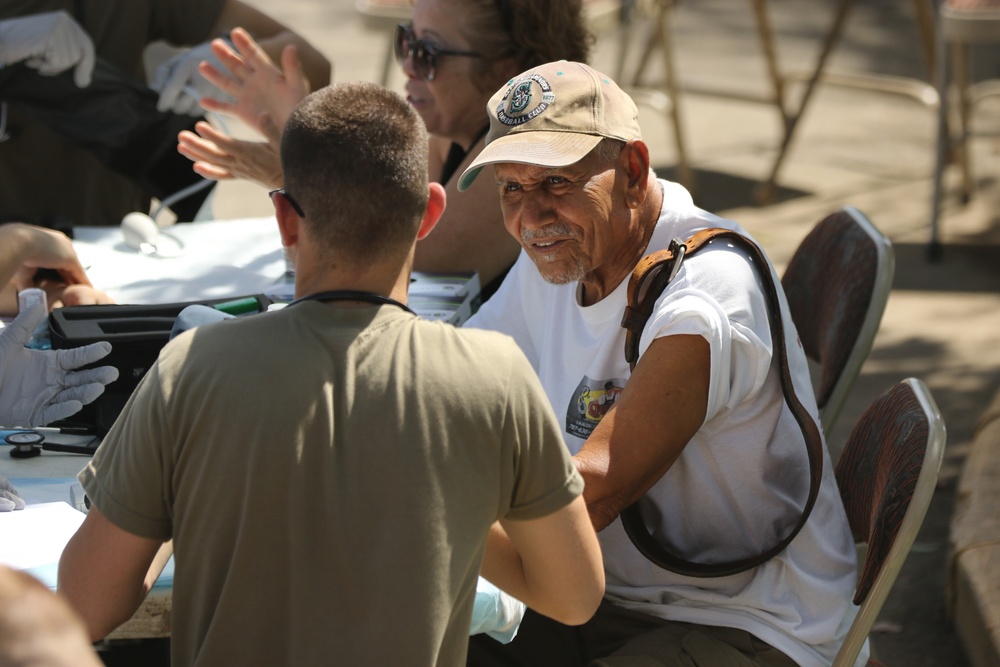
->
[457,60,641,191]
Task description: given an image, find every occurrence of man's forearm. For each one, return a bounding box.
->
[574,334,711,532]
[480,522,530,598]
[58,551,149,641]
[480,498,604,626]
[58,508,163,641]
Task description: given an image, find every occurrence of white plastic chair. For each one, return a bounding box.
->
[832,378,947,667]
[781,206,895,436]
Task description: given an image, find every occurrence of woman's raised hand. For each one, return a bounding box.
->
[197,27,309,136]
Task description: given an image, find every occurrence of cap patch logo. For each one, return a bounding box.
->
[510,81,532,113]
[496,73,555,126]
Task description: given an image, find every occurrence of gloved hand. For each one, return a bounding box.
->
[152,41,235,116]
[0,11,95,87]
[0,476,25,512]
[0,303,118,428]
[470,578,526,644]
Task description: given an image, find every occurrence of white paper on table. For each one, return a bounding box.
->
[0,502,85,570]
[73,217,287,304]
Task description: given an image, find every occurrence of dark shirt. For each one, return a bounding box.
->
[437,126,510,301]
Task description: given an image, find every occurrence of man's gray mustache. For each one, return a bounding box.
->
[522,224,574,243]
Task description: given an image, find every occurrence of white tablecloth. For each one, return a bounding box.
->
[73,217,286,304]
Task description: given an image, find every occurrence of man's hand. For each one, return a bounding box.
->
[0,11,95,87]
[0,303,118,427]
[152,41,235,116]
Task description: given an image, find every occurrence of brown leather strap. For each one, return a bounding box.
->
[619,228,825,577]
[622,229,732,369]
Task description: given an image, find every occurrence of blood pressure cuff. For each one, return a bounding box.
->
[0,60,213,222]
[47,296,271,436]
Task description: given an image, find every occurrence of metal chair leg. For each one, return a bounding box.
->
[653,0,694,190]
[622,0,693,191]
[750,0,790,134]
[755,0,936,205]
[954,42,974,204]
[929,18,949,262]
[755,0,857,205]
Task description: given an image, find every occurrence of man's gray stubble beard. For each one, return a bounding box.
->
[521,223,586,285]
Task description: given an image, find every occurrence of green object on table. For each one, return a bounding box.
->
[212,297,261,316]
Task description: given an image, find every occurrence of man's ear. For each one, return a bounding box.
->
[273,192,301,252]
[621,139,652,209]
[417,182,447,241]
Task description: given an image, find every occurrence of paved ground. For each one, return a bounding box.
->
[201,1,1000,664]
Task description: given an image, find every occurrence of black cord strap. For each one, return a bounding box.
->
[619,229,824,578]
[291,290,414,315]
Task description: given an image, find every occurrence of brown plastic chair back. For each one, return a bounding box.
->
[782,206,894,436]
[831,378,946,667]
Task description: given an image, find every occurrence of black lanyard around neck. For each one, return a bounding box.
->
[290,290,414,315]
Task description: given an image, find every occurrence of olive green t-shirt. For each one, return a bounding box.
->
[80,303,583,666]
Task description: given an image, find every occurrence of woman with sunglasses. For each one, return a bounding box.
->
[178,0,591,299]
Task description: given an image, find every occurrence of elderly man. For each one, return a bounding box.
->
[57,81,603,666]
[462,61,861,667]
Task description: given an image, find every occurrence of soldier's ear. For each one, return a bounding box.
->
[417,183,446,240]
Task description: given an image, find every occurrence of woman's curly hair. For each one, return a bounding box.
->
[452,0,594,92]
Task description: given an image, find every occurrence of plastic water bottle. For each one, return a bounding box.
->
[17,288,51,350]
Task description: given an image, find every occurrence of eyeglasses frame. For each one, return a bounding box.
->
[393,22,483,82]
[269,188,306,218]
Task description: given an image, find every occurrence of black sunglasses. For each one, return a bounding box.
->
[393,23,483,82]
[269,188,305,218]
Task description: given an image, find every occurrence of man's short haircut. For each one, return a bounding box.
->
[281,82,430,264]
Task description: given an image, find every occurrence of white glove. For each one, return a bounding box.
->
[0,476,25,512]
[0,303,119,428]
[470,578,526,644]
[0,11,95,87]
[152,41,234,116]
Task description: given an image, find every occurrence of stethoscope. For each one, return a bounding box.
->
[5,430,100,458]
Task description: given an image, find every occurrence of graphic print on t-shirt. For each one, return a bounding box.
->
[566,375,624,439]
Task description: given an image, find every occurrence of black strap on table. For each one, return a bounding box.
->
[291,290,414,315]
[619,228,824,578]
